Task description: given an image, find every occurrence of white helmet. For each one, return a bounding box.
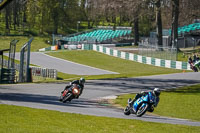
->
[153,88,160,96]
[79,77,85,85]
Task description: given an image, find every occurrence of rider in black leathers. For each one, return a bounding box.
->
[128,88,160,112]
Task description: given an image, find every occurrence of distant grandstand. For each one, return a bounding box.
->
[56,26,132,46]
[169,23,200,36]
[176,23,200,48]
[141,22,200,48]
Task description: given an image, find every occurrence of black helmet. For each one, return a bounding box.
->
[80,77,85,85]
[153,88,160,96]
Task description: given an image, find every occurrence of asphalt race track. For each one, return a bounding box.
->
[1,72,200,126]
[13,52,118,75]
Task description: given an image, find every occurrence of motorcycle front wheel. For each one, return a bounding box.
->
[136,103,148,117]
[62,93,72,103]
[59,95,63,101]
[124,106,131,115]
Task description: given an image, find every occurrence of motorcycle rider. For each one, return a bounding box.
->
[128,88,161,113]
[60,77,85,100]
[188,56,199,72]
[188,56,193,64]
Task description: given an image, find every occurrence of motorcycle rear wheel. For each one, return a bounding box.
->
[136,103,148,117]
[194,67,198,72]
[148,105,154,112]
[124,106,131,115]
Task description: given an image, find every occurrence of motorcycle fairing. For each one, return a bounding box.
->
[133,94,149,111]
[133,92,156,111]
[148,92,155,103]
[62,89,68,96]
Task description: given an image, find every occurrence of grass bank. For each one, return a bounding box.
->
[0,104,199,133]
[114,84,200,121]
[47,50,183,80]
[0,36,51,52]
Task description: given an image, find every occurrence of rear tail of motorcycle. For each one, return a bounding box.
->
[124,106,131,115]
[124,98,133,115]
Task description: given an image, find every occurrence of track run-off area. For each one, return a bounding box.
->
[1,52,200,126]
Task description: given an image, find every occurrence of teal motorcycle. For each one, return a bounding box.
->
[124,92,156,117]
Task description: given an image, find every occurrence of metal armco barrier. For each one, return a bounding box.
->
[0,39,19,83]
[0,59,57,80]
[31,67,57,79]
[0,47,16,84]
[0,68,15,83]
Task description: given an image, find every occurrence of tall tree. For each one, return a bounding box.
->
[155,0,163,47]
[12,0,18,30]
[5,3,10,33]
[171,0,179,48]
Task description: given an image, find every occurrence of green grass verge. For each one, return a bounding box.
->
[0,36,51,52]
[114,84,200,121]
[0,104,199,133]
[46,50,183,80]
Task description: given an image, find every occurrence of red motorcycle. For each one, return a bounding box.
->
[60,84,81,103]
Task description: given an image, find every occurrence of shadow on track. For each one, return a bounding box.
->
[87,78,200,91]
[0,93,100,108]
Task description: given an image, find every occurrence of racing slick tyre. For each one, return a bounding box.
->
[124,106,131,115]
[136,103,149,117]
[62,93,72,103]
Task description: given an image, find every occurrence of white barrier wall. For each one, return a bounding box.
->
[39,44,191,70]
[91,44,191,70]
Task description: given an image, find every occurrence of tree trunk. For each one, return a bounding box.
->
[40,11,44,34]
[171,0,179,49]
[53,17,58,34]
[13,0,17,30]
[91,20,95,27]
[134,15,139,46]
[156,0,163,47]
[22,4,27,32]
[112,15,116,23]
[88,19,91,29]
[5,5,10,34]
[119,13,122,26]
